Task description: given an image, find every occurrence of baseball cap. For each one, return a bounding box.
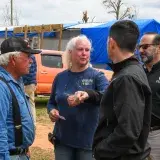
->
[0,37,41,55]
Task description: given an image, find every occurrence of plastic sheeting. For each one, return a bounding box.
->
[0,23,78,38]
[81,19,160,64]
[0,29,56,38]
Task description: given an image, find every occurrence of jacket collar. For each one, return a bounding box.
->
[111,56,139,73]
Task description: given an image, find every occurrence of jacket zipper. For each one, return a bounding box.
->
[107,118,109,126]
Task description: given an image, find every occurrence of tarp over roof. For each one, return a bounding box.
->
[81,19,160,64]
[0,26,55,38]
[0,22,104,37]
[0,23,79,38]
[66,22,106,29]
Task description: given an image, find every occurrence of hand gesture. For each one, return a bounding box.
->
[74,91,89,103]
[49,109,59,122]
[67,91,89,107]
[67,94,79,107]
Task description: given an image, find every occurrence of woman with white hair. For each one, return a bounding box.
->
[47,35,109,160]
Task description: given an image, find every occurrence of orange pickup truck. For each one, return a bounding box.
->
[35,50,113,95]
[35,50,64,95]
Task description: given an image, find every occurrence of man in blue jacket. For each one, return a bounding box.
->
[0,37,41,160]
[23,54,37,127]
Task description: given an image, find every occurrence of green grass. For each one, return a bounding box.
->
[35,96,49,103]
[35,98,50,124]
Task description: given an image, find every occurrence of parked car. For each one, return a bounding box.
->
[35,49,113,95]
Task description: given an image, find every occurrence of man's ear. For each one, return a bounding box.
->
[109,38,116,49]
[110,37,120,51]
[9,55,16,66]
[157,44,160,54]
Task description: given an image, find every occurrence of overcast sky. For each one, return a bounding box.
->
[0,0,160,26]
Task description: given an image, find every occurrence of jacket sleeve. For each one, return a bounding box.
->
[95,75,147,158]
[85,71,109,104]
[84,89,103,105]
[0,83,11,160]
[47,75,59,113]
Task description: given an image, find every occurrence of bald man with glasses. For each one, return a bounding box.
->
[138,33,160,160]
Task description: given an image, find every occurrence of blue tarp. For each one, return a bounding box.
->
[1,19,160,65]
[0,29,56,38]
[0,23,79,38]
[81,19,160,65]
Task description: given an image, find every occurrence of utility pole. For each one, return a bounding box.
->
[11,0,13,25]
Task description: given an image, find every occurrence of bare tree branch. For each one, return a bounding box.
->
[13,9,20,25]
[102,0,138,20]
[1,2,20,26]
[119,7,130,20]
[110,1,117,11]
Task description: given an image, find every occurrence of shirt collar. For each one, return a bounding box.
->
[0,66,23,84]
[151,61,160,72]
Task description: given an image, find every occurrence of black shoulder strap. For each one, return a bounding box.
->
[0,77,23,147]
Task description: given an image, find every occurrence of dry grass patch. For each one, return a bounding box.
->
[30,147,54,160]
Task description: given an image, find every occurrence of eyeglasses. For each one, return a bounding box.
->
[137,44,157,50]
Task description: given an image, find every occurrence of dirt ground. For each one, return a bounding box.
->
[30,102,55,159]
[31,122,53,150]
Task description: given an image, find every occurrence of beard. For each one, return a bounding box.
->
[141,54,153,64]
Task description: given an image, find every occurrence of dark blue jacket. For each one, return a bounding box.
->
[23,55,37,85]
[47,67,109,150]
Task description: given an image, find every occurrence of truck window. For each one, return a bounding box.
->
[41,54,63,68]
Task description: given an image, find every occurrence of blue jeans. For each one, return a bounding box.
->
[54,144,94,160]
[10,155,29,160]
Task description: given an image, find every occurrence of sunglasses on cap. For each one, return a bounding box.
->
[137,44,157,50]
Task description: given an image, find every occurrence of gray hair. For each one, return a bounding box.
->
[0,51,21,66]
[64,35,92,69]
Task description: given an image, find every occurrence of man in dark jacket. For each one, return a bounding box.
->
[71,20,152,160]
[138,33,160,160]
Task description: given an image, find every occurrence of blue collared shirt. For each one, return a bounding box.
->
[0,66,35,160]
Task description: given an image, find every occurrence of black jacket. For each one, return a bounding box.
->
[145,61,160,126]
[86,57,152,160]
